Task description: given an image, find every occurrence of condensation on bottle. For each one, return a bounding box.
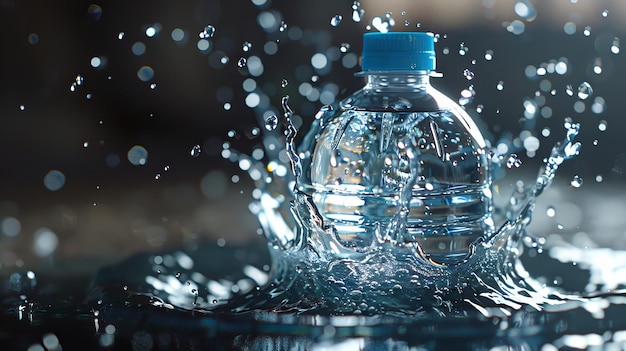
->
[298,32,493,265]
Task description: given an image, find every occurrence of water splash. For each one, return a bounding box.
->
[101,97,589,321]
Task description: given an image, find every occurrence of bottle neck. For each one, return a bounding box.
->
[363,71,432,91]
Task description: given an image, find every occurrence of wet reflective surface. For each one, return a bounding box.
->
[3,178,626,350]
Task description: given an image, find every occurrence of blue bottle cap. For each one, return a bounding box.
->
[361,32,436,71]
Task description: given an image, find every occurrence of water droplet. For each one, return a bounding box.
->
[145,26,158,38]
[34,228,58,257]
[238,57,247,67]
[127,145,148,166]
[459,86,475,106]
[546,206,556,217]
[87,4,103,21]
[352,6,365,22]
[281,79,288,88]
[611,37,620,54]
[598,120,607,132]
[565,84,574,96]
[75,75,84,86]
[563,22,576,35]
[404,20,410,27]
[44,170,66,191]
[150,83,157,89]
[372,15,395,33]
[507,20,526,35]
[265,115,279,131]
[459,42,468,56]
[117,32,125,40]
[19,105,25,111]
[570,175,583,188]
[602,9,609,18]
[199,25,215,39]
[340,43,350,53]
[90,56,103,68]
[190,145,202,157]
[506,154,522,168]
[497,81,504,91]
[154,173,161,180]
[514,0,537,20]
[137,66,154,82]
[330,15,343,27]
[583,26,591,36]
[279,21,287,32]
[463,68,475,80]
[27,33,39,45]
[577,82,593,100]
[242,42,252,52]
[83,141,89,148]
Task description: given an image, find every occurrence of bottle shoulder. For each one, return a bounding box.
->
[338,85,459,112]
[328,85,486,149]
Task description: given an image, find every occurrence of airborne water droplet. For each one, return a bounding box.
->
[190,145,202,157]
[570,175,583,188]
[372,15,395,33]
[611,37,620,54]
[577,82,593,100]
[340,43,350,53]
[484,50,494,61]
[459,86,475,106]
[199,25,215,39]
[242,42,252,52]
[281,79,288,88]
[265,115,279,131]
[352,7,365,22]
[506,154,522,168]
[459,42,468,56]
[602,9,609,18]
[565,84,574,96]
[330,15,343,27]
[279,20,287,32]
[463,68,475,80]
[546,206,556,217]
[238,57,247,67]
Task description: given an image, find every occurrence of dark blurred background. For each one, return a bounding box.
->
[1,0,625,276]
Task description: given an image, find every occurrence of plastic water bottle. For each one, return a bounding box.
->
[298,32,493,265]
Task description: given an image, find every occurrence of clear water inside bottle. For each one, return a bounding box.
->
[299,75,493,264]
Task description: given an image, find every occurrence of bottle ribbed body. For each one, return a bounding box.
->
[298,74,493,264]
